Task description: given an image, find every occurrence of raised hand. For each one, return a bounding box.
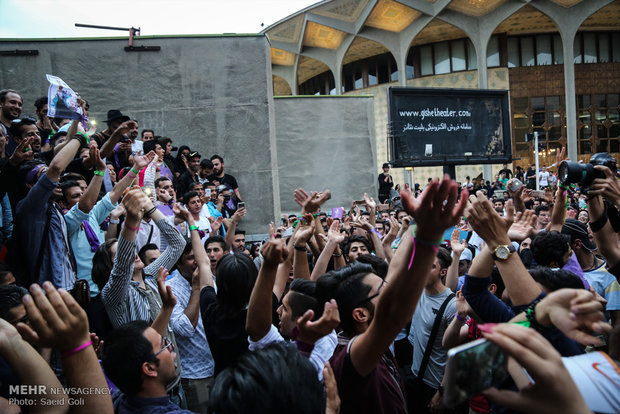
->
[261,238,289,266]
[231,207,246,224]
[455,290,473,319]
[535,288,611,346]
[450,228,467,255]
[507,208,537,241]
[466,191,513,249]
[9,137,34,166]
[122,188,150,221]
[172,202,191,223]
[481,324,591,414]
[133,150,156,171]
[16,282,90,353]
[210,216,224,234]
[589,165,620,206]
[327,220,345,244]
[114,120,138,136]
[109,204,126,220]
[401,175,468,242]
[156,267,176,309]
[293,214,316,245]
[89,146,106,171]
[363,192,376,210]
[294,188,331,214]
[295,299,340,345]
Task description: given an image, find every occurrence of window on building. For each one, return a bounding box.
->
[340,52,398,92]
[577,93,620,154]
[487,36,500,67]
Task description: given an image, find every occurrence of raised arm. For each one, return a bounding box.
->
[47,119,81,182]
[246,239,288,341]
[99,120,137,160]
[311,220,345,281]
[109,150,155,204]
[143,202,186,278]
[350,176,468,376]
[224,207,246,251]
[151,267,177,337]
[445,228,466,292]
[0,318,68,413]
[381,217,400,263]
[466,194,542,306]
[292,215,315,280]
[183,205,212,327]
[77,146,106,214]
[588,166,620,272]
[18,283,113,414]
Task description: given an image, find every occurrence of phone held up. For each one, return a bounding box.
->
[443,338,508,408]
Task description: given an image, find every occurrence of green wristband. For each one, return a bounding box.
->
[93,170,105,177]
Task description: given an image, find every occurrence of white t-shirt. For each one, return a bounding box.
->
[539,171,550,186]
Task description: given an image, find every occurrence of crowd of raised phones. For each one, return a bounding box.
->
[0,88,618,414]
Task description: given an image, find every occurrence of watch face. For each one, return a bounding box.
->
[495,246,510,260]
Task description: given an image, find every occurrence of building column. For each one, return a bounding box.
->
[562,32,578,161]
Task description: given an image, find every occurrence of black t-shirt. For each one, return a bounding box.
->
[207,173,238,191]
[378,173,393,192]
[199,286,279,375]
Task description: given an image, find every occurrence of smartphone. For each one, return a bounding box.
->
[354,200,366,205]
[205,189,212,197]
[509,179,523,192]
[443,338,508,408]
[377,204,390,211]
[331,207,344,219]
[530,190,546,198]
[238,202,245,209]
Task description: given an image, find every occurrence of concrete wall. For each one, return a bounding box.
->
[0,35,279,233]
[274,96,377,213]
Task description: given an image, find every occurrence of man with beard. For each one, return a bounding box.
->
[0,89,23,156]
[208,154,241,201]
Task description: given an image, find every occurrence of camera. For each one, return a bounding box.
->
[558,152,617,191]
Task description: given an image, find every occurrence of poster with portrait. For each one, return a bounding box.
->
[46,74,83,120]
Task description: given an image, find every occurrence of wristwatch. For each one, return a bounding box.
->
[493,244,516,261]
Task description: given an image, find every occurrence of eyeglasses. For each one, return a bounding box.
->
[354,280,386,309]
[153,337,174,357]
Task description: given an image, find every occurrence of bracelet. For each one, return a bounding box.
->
[370,229,381,237]
[189,225,199,231]
[61,340,92,359]
[73,132,89,146]
[525,298,549,333]
[455,314,467,323]
[144,206,157,218]
[332,252,342,257]
[125,224,139,232]
[109,219,120,224]
[589,208,608,233]
[93,169,105,177]
[130,167,139,175]
[408,235,440,270]
[294,244,307,251]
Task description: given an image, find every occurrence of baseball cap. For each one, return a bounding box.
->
[561,218,597,251]
[459,249,472,262]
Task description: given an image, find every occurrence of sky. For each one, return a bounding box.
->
[0,0,320,38]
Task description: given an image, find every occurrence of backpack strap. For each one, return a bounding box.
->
[417,292,455,384]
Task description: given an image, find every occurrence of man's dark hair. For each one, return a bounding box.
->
[102,320,157,397]
[143,140,157,154]
[138,243,159,266]
[210,154,224,164]
[535,205,550,215]
[92,239,117,291]
[234,230,246,236]
[183,191,199,205]
[530,231,570,267]
[490,268,505,298]
[209,342,324,414]
[355,254,388,280]
[0,263,13,285]
[141,129,154,138]
[0,285,28,321]
[48,131,67,147]
[0,89,19,103]
[343,235,372,258]
[215,253,257,318]
[315,262,375,335]
[287,279,321,321]
[437,246,452,270]
[205,235,226,252]
[528,267,586,291]
[60,180,81,202]
[154,177,172,188]
[200,159,213,169]
[34,96,48,111]
[9,117,36,138]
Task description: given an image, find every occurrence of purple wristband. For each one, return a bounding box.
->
[295,340,315,354]
[61,340,92,359]
[455,314,466,322]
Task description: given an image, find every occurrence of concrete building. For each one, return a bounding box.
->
[264,0,620,184]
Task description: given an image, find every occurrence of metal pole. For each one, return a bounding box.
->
[535,131,540,191]
[75,23,131,32]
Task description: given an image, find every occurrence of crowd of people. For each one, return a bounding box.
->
[0,87,619,414]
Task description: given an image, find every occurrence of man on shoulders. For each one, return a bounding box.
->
[0,89,23,156]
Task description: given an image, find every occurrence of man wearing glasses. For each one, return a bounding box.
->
[102,320,194,413]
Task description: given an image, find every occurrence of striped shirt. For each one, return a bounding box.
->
[102,217,185,328]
